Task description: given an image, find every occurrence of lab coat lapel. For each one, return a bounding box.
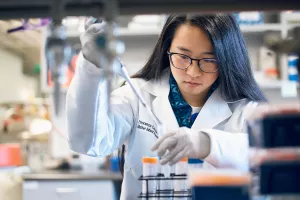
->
[192,88,232,130]
[152,91,179,135]
[141,70,179,136]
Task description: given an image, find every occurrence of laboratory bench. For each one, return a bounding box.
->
[22,170,123,200]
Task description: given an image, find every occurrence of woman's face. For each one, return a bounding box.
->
[169,23,219,98]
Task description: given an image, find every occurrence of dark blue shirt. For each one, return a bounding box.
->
[168,73,218,128]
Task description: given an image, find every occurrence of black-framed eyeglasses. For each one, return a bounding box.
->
[167,51,219,73]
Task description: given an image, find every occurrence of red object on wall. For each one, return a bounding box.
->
[47,54,78,88]
[0,144,22,167]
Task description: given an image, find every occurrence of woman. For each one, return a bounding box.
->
[66,14,266,199]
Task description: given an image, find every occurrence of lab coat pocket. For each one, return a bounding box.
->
[126,127,158,180]
[127,145,156,180]
[125,150,144,180]
[129,163,143,180]
[124,153,142,180]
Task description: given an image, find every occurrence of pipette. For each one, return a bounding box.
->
[120,63,164,138]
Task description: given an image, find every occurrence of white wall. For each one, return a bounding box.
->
[0,48,37,102]
[120,35,158,75]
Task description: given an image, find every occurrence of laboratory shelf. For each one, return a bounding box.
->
[118,27,162,36]
[287,24,300,30]
[67,24,284,38]
[120,24,284,35]
[240,24,282,32]
[257,79,299,89]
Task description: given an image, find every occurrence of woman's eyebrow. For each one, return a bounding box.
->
[177,46,192,53]
[176,46,215,56]
[201,51,215,55]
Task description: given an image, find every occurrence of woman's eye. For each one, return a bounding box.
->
[179,55,189,60]
[204,59,217,63]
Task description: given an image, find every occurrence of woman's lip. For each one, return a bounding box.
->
[185,81,201,85]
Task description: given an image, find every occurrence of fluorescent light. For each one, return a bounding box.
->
[132,15,162,25]
[29,119,52,135]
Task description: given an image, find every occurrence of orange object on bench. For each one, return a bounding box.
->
[189,169,251,187]
[0,144,22,167]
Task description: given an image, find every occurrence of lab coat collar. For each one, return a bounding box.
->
[141,69,171,97]
[191,88,232,130]
[141,69,232,132]
[141,70,179,134]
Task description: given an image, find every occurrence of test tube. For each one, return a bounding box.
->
[158,161,175,199]
[174,158,189,199]
[142,157,159,195]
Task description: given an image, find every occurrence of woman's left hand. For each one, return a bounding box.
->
[151,127,211,165]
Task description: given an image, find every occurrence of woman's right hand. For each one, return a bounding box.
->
[80,18,126,79]
[80,18,107,68]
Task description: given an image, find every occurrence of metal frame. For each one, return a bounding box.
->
[0,0,300,19]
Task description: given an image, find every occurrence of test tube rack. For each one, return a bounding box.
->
[138,174,192,199]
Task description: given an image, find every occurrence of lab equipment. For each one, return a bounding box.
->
[1,1,300,20]
[142,157,159,195]
[5,18,65,115]
[188,159,203,169]
[247,104,300,149]
[109,150,120,172]
[110,156,120,173]
[284,11,300,24]
[234,12,264,25]
[139,157,191,199]
[97,21,124,115]
[188,169,251,200]
[45,19,72,115]
[267,26,300,84]
[174,158,189,199]
[0,144,22,167]
[288,54,299,81]
[247,104,300,199]
[80,154,103,172]
[258,46,278,80]
[7,18,51,33]
[81,14,125,116]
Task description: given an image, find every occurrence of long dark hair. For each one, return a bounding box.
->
[119,13,266,175]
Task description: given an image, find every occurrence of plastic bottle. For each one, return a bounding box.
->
[158,161,174,199]
[174,158,189,199]
[142,157,159,195]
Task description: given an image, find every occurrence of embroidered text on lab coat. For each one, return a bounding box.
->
[137,120,158,138]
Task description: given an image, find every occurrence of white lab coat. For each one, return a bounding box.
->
[66,53,257,200]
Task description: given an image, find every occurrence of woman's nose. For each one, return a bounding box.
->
[186,60,203,78]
